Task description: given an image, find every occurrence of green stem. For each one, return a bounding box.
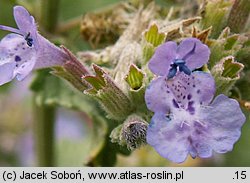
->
[33,0,60,166]
[34,100,56,166]
[227,0,250,33]
[40,0,61,32]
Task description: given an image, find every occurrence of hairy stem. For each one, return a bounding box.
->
[227,0,250,33]
[34,101,56,166]
[40,0,61,32]
[33,0,61,166]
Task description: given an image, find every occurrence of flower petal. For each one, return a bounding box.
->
[0,33,36,63]
[145,77,175,113]
[148,41,177,76]
[0,33,24,52]
[164,72,215,110]
[13,6,36,34]
[201,94,246,153]
[147,113,190,163]
[191,141,212,158]
[34,35,68,68]
[176,38,210,70]
[0,25,23,35]
[13,6,38,49]
[0,33,37,82]
[189,122,213,158]
[0,62,16,85]
[14,58,36,80]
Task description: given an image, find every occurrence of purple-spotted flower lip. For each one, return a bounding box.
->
[148,38,210,79]
[145,72,246,163]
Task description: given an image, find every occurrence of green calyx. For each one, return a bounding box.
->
[83,64,133,121]
[144,24,165,47]
[208,27,248,68]
[52,46,90,92]
[142,24,165,63]
[125,64,144,90]
[212,56,244,95]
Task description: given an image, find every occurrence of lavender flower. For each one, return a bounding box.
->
[149,38,210,79]
[0,6,68,85]
[145,71,246,163]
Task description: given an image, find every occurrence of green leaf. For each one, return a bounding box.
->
[86,120,130,166]
[56,139,92,166]
[84,115,109,166]
[31,70,112,166]
[30,70,95,113]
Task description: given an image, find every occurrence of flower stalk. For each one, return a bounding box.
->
[34,0,61,166]
[40,0,61,33]
[33,101,56,166]
[227,0,250,33]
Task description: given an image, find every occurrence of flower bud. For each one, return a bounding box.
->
[122,121,147,150]
[110,115,148,150]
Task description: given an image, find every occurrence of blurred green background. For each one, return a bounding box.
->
[0,0,249,167]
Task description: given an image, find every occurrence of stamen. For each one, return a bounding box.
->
[167,59,192,79]
[174,59,185,65]
[195,120,206,127]
[179,64,191,75]
[25,32,33,47]
[180,121,190,128]
[167,64,177,79]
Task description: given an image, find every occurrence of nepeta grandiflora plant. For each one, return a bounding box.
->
[0,1,249,165]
